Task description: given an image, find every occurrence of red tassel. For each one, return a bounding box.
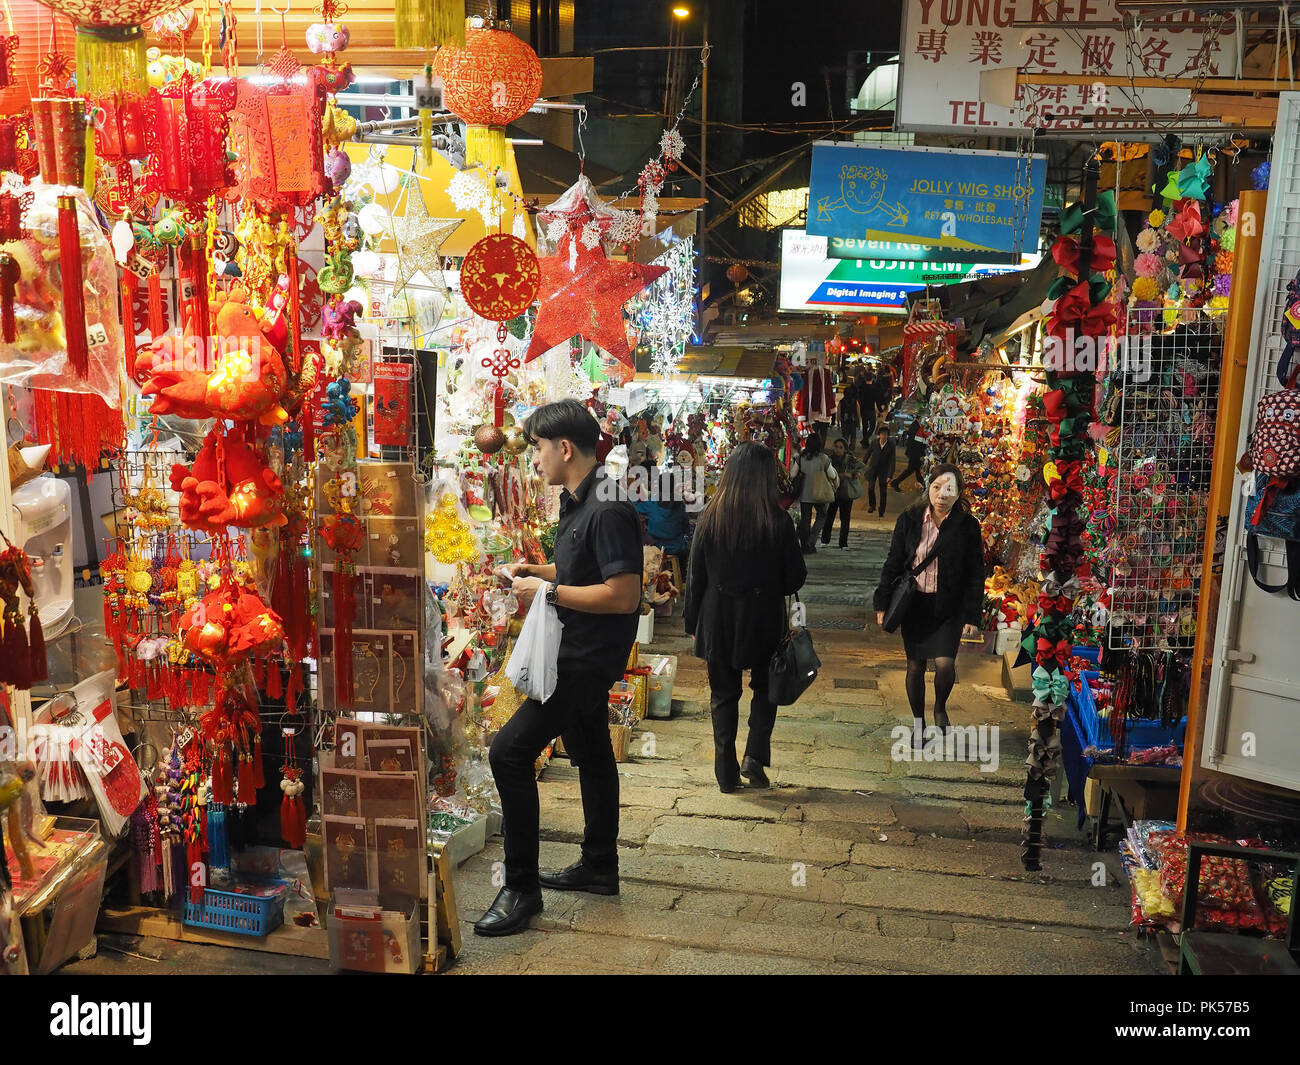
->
[237,752,255,800]
[288,795,306,848]
[288,253,303,376]
[267,659,283,699]
[251,655,266,691]
[28,608,47,681]
[280,790,294,845]
[148,271,164,338]
[0,251,18,343]
[57,195,89,378]
[284,664,301,715]
[121,271,138,378]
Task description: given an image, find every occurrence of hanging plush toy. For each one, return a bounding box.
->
[180,581,285,667]
[171,430,287,532]
[135,286,289,425]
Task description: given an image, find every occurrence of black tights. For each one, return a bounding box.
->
[904,657,957,725]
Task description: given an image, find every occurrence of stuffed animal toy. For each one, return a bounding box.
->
[321,298,363,339]
[170,430,286,532]
[136,286,289,425]
[180,581,284,667]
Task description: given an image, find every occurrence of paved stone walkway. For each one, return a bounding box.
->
[65,493,1165,975]
[447,497,1165,975]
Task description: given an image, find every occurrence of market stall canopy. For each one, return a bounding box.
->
[658,346,776,381]
[903,257,1057,356]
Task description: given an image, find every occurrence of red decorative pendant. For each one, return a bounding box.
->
[460,234,540,322]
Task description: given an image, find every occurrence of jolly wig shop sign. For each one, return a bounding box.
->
[897,0,1241,133]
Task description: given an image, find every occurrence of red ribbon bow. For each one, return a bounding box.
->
[1051,234,1117,275]
[1166,200,1204,243]
[1035,637,1072,666]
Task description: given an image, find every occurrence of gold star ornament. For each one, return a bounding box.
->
[391,182,463,297]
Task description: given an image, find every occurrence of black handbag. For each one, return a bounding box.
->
[768,594,821,705]
[881,540,942,634]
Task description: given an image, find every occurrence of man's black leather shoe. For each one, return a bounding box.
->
[538,859,619,895]
[473,887,543,936]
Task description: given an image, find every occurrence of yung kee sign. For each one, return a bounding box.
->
[897,0,1241,133]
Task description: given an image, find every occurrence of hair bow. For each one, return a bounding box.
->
[1166,199,1205,243]
[1059,190,1117,237]
[1031,666,1069,707]
[1051,234,1117,276]
[1177,157,1213,202]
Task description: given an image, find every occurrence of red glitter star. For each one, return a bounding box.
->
[525,241,667,367]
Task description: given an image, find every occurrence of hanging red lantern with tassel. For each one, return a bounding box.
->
[726,263,748,285]
[432,15,541,172]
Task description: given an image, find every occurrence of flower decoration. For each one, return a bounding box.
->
[1132,276,1159,301]
[1136,228,1160,254]
[1148,209,1165,227]
[1134,252,1162,278]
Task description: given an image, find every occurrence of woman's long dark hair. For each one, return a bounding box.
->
[801,432,824,459]
[695,443,787,553]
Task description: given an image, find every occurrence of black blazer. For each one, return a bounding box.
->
[684,517,807,670]
[863,435,896,479]
[872,505,985,627]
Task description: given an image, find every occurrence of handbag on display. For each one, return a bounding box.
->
[881,539,943,633]
[1244,471,1300,598]
[768,594,821,705]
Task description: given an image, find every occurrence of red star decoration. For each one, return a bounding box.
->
[525,240,667,366]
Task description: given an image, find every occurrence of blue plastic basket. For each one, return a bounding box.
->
[183,878,287,937]
[1077,673,1186,752]
[1072,645,1101,665]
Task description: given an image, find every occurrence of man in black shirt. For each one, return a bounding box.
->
[475,399,644,937]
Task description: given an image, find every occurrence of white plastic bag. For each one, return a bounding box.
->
[505,586,564,703]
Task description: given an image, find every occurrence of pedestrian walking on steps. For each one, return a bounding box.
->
[872,464,985,748]
[685,443,808,792]
[863,425,895,517]
[822,436,866,549]
[891,418,927,493]
[796,432,838,553]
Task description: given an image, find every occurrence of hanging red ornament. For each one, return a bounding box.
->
[0,252,19,343]
[0,6,75,113]
[725,263,748,285]
[526,242,667,367]
[56,193,89,378]
[432,17,542,171]
[460,234,539,321]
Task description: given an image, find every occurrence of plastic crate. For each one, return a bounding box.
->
[1077,673,1186,752]
[183,878,287,937]
[1072,645,1101,665]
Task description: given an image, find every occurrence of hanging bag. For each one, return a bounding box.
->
[505,585,564,702]
[810,456,838,503]
[1244,471,1300,598]
[768,594,821,705]
[881,534,943,634]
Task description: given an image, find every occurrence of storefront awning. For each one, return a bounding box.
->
[664,346,777,381]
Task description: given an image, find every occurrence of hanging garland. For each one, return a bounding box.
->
[1020,174,1117,872]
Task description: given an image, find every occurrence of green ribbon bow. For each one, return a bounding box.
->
[1031,666,1069,707]
[1060,190,1117,237]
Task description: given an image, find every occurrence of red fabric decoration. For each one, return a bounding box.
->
[30,389,123,469]
[0,251,18,343]
[170,428,287,533]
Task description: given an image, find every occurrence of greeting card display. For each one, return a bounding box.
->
[365,517,421,571]
[323,816,371,892]
[321,768,361,817]
[374,819,421,909]
[357,771,421,822]
[357,462,418,517]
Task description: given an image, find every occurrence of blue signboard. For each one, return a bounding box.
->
[807,144,1045,258]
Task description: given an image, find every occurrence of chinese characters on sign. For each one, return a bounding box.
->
[898,0,1239,132]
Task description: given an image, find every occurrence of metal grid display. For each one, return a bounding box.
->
[1109,314,1223,651]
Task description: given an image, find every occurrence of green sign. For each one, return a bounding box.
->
[827,236,1019,266]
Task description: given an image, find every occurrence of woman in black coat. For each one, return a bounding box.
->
[872,463,985,746]
[685,443,807,792]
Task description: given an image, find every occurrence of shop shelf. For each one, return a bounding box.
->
[183,878,288,937]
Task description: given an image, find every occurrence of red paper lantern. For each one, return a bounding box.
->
[433,20,541,172]
[726,263,748,285]
[460,233,540,322]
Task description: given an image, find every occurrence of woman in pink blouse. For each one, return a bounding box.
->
[872,464,985,747]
